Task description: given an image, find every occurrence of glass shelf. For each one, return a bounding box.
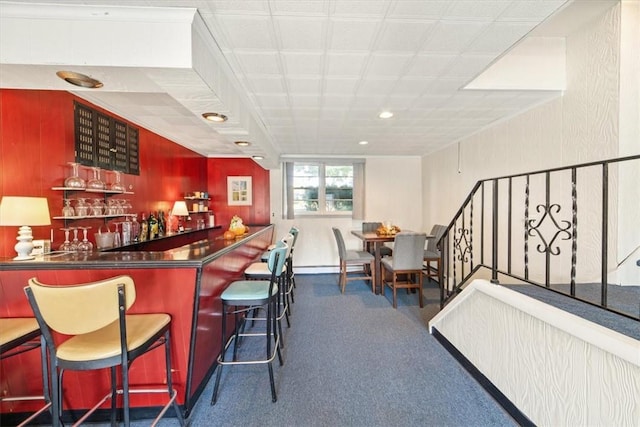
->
[52,187,134,195]
[53,214,137,220]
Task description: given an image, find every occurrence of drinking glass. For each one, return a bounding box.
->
[112,222,122,247]
[91,198,105,216]
[69,227,80,251]
[59,228,73,252]
[78,227,93,252]
[75,198,89,217]
[64,162,86,189]
[87,166,105,190]
[110,170,126,192]
[62,198,75,217]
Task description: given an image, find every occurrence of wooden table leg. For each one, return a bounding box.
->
[374,241,383,294]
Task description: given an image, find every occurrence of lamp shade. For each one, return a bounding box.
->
[171,201,189,217]
[0,196,51,226]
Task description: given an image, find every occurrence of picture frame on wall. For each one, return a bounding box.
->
[227,176,252,206]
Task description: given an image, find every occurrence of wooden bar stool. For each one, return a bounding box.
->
[24,275,184,427]
[0,317,52,426]
[211,244,288,405]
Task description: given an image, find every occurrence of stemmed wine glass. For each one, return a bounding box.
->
[112,222,122,247]
[59,228,73,252]
[77,227,93,252]
[64,162,86,189]
[62,198,75,217]
[87,166,105,190]
[110,170,126,192]
[69,227,80,252]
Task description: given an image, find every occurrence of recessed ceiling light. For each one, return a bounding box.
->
[378,111,394,119]
[252,155,264,160]
[202,112,228,122]
[234,141,251,147]
[358,140,369,145]
[56,71,103,88]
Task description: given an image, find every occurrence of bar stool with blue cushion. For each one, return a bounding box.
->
[381,232,427,308]
[261,227,299,305]
[0,317,52,426]
[247,234,294,329]
[24,275,184,427]
[211,244,288,405]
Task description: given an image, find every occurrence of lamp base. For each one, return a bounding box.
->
[14,225,35,261]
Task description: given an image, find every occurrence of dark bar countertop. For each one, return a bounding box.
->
[0,225,273,270]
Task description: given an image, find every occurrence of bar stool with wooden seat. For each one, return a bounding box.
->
[0,317,52,426]
[211,244,288,405]
[24,275,184,427]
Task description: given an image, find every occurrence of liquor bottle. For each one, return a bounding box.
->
[149,212,159,239]
[131,214,140,242]
[139,213,148,242]
[158,210,166,237]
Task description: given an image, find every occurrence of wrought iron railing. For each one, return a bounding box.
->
[438,155,640,321]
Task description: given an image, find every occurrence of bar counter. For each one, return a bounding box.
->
[0,224,274,424]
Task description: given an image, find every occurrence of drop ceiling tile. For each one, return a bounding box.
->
[246,76,285,93]
[216,15,276,49]
[287,77,322,94]
[356,78,397,97]
[234,51,281,74]
[374,20,436,52]
[331,0,389,17]
[275,16,326,50]
[323,77,359,94]
[405,54,458,78]
[328,19,380,50]
[325,52,369,76]
[444,1,511,20]
[498,1,567,22]
[290,95,321,108]
[203,1,270,14]
[255,93,290,108]
[322,94,354,108]
[388,1,452,19]
[365,53,413,77]
[466,22,537,54]
[270,0,329,15]
[422,21,490,53]
[393,78,435,95]
[281,51,324,75]
[443,54,496,78]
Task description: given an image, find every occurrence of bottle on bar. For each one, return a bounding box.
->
[139,213,148,242]
[149,212,159,239]
[131,214,140,242]
[158,210,166,237]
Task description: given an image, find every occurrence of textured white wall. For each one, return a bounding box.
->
[422,3,638,284]
[429,280,640,427]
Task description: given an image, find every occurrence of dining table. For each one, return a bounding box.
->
[350,230,396,295]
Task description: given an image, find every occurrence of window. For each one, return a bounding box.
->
[284,160,364,219]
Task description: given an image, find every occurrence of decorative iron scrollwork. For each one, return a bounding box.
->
[527,204,572,255]
[454,227,472,262]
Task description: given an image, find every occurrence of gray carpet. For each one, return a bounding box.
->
[125,273,516,427]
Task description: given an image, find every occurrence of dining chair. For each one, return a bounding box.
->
[361,222,392,256]
[381,232,427,308]
[332,227,375,293]
[211,244,287,404]
[424,224,448,282]
[24,275,184,427]
[0,317,52,426]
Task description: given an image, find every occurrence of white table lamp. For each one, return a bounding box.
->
[171,201,189,232]
[0,196,51,261]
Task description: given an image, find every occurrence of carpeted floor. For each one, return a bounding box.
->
[95,273,516,427]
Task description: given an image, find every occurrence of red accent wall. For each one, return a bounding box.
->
[0,89,271,258]
[207,157,271,228]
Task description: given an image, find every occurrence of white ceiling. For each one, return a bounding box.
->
[0,0,595,169]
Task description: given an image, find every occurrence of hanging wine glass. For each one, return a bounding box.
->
[64,162,86,189]
[59,228,73,252]
[110,170,126,192]
[78,227,93,252]
[62,198,75,217]
[87,166,105,190]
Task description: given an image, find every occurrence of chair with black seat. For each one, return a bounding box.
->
[24,275,184,427]
[362,222,392,257]
[0,317,52,426]
[424,224,448,282]
[332,227,375,294]
[211,244,288,405]
[381,231,427,308]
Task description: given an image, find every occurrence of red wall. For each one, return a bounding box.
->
[0,89,270,258]
[207,157,270,228]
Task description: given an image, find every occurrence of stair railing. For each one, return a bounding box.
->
[438,154,640,321]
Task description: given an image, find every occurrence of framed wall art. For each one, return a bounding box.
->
[227,176,252,206]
